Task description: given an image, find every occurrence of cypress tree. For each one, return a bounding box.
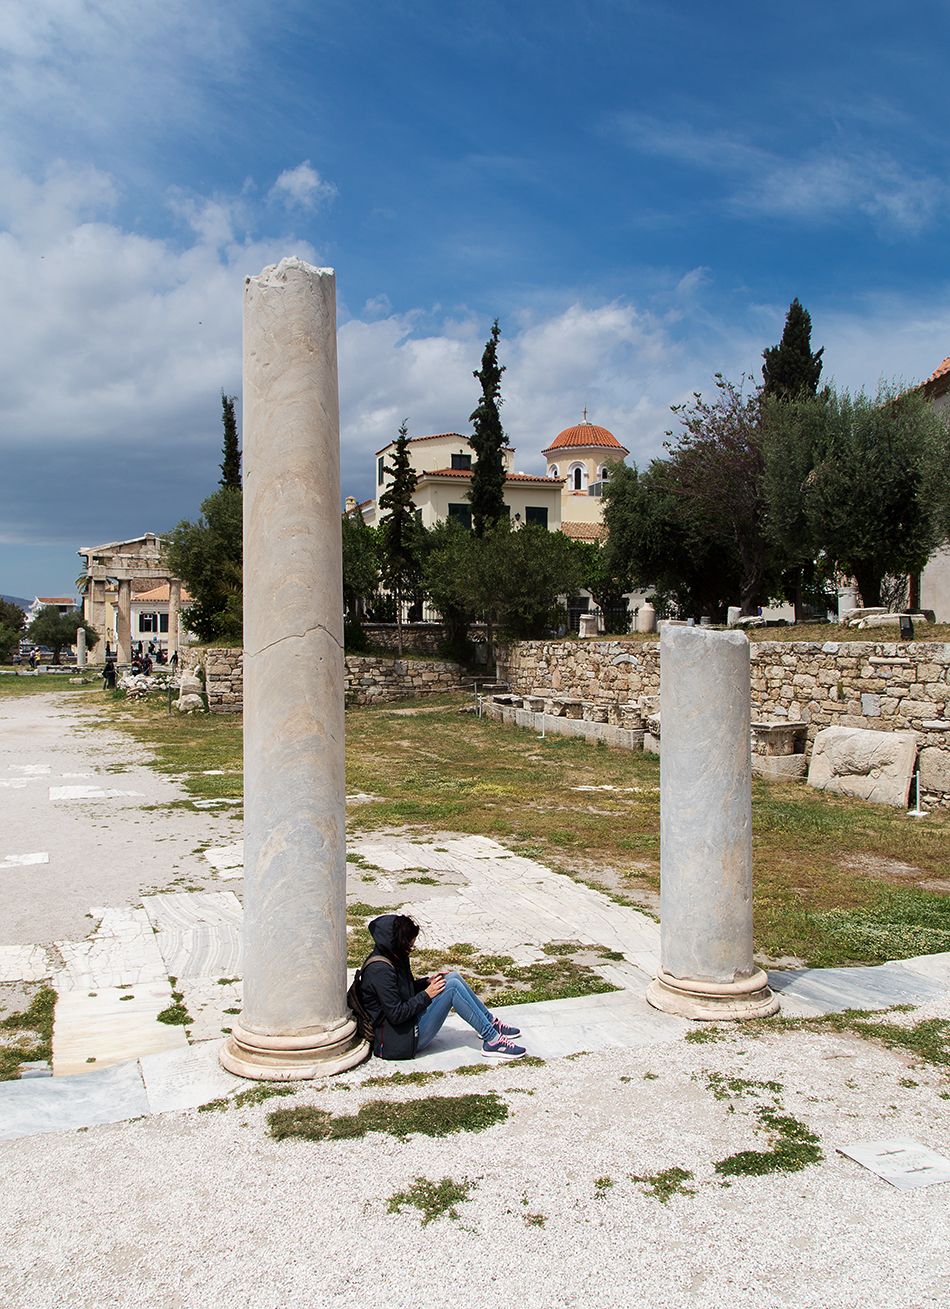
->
[219,392,242,489]
[378,420,419,654]
[468,320,508,536]
[762,299,824,399]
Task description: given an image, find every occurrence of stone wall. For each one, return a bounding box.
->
[496,636,950,805]
[360,623,446,654]
[203,648,466,713]
[344,656,467,705]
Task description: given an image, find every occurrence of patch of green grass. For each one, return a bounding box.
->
[268,1092,509,1141]
[704,1072,783,1101]
[714,1107,822,1177]
[684,1025,727,1044]
[156,990,193,1026]
[452,1062,492,1076]
[758,1008,950,1071]
[386,1175,475,1225]
[199,1083,297,1113]
[808,890,950,964]
[0,986,57,1081]
[401,875,439,885]
[362,1069,446,1087]
[483,961,618,1008]
[631,1166,696,1203]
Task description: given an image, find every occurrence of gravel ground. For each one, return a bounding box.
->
[2,997,949,1309]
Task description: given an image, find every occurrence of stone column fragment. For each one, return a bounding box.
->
[116,579,132,666]
[167,579,181,662]
[76,628,86,668]
[647,625,778,1020]
[220,257,367,1080]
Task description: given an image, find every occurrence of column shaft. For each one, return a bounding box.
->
[220,257,366,1079]
[76,628,86,668]
[167,580,181,660]
[647,625,777,1020]
[116,580,132,666]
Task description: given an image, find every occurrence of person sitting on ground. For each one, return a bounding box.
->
[359,913,527,1061]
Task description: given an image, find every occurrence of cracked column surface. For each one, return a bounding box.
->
[646,625,778,1021]
[220,257,368,1079]
[167,579,181,662]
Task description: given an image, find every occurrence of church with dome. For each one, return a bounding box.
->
[354,413,629,541]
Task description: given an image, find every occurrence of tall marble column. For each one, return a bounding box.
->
[116,579,132,666]
[646,626,778,1020]
[89,580,106,661]
[76,628,86,668]
[221,257,367,1080]
[167,579,181,661]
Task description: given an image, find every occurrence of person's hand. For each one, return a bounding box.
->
[424,973,446,998]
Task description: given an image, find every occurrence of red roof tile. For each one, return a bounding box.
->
[560,521,607,541]
[542,422,629,456]
[419,468,562,484]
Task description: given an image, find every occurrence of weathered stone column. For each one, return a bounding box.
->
[76,628,86,668]
[89,580,106,661]
[647,626,778,1020]
[167,579,181,662]
[221,257,367,1080]
[115,579,132,666]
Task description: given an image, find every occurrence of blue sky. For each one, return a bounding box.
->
[3,0,950,598]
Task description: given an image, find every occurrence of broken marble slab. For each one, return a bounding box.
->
[203,842,244,877]
[0,944,56,983]
[139,1040,244,1114]
[56,906,167,990]
[767,964,945,1015]
[142,892,243,979]
[52,981,188,1076]
[0,1059,150,1141]
[2,852,49,867]
[8,764,51,775]
[807,726,920,807]
[838,1138,950,1189]
[177,977,242,1041]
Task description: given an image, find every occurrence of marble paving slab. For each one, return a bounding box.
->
[142,891,243,931]
[0,1059,150,1141]
[56,906,167,989]
[885,951,950,986]
[157,927,242,980]
[767,965,947,1015]
[139,1039,244,1114]
[178,977,242,1041]
[2,852,49,866]
[0,778,29,788]
[837,1138,950,1190]
[53,982,188,1075]
[203,842,244,870]
[0,944,56,982]
[9,764,51,775]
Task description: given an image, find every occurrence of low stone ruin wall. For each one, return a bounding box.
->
[495,637,950,806]
[202,648,466,712]
[344,656,467,705]
[360,623,447,654]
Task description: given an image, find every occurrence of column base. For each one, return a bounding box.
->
[219,1013,370,1081]
[646,967,779,1021]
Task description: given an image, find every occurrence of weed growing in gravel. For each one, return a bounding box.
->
[362,1069,446,1088]
[703,1072,783,1101]
[267,1092,509,1141]
[594,1176,614,1195]
[0,986,56,1081]
[714,1107,822,1178]
[452,1063,491,1077]
[755,1008,950,1071]
[386,1176,475,1225]
[156,989,193,1025]
[523,1211,546,1227]
[199,1084,297,1113]
[631,1167,696,1203]
[684,1025,727,1044]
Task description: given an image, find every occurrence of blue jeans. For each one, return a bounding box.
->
[416,973,496,1050]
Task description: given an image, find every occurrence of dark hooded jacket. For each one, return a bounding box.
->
[359,915,431,1060]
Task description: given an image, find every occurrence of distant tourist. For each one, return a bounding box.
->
[28,650,37,670]
[170,650,179,673]
[103,659,116,690]
[358,914,527,1061]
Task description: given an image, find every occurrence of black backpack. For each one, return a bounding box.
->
[346,955,393,1044]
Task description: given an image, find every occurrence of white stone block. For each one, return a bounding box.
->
[807,726,919,806]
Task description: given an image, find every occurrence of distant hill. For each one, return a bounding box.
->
[1,594,30,611]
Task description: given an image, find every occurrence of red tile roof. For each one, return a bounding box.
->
[923,356,950,398]
[560,521,607,541]
[542,422,629,456]
[419,468,563,485]
[35,596,76,605]
[925,357,950,385]
[375,432,513,456]
[131,583,192,603]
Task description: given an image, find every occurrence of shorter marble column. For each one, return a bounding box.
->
[637,603,656,633]
[167,579,181,662]
[116,580,132,666]
[76,628,86,668]
[89,580,107,661]
[647,625,778,1020]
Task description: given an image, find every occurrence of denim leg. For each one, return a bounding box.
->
[416,973,496,1050]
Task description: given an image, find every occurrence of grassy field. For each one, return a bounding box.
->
[13,678,950,970]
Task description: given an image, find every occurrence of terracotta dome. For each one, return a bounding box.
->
[542,421,629,456]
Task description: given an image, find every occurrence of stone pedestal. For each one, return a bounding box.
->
[76,628,86,669]
[167,580,181,662]
[116,579,132,666]
[220,257,367,1080]
[637,603,656,633]
[647,626,777,1021]
[578,613,598,638]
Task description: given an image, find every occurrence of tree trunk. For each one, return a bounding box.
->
[793,567,804,624]
[851,565,882,609]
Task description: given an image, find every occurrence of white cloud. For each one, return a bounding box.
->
[614,113,945,234]
[268,162,338,211]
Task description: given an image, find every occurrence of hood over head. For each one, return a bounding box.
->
[368,914,397,956]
